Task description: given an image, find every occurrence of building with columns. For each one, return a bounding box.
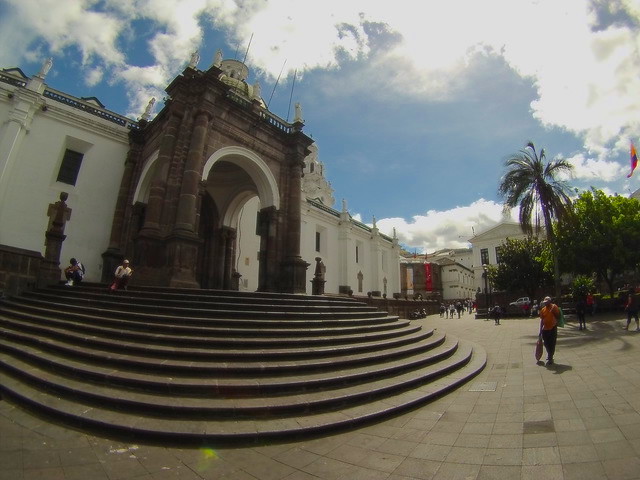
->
[0,54,400,296]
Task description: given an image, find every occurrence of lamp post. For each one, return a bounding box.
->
[482,264,489,310]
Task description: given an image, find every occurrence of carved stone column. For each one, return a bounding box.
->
[102,130,144,281]
[256,206,277,292]
[174,110,210,234]
[280,153,309,293]
[166,110,210,288]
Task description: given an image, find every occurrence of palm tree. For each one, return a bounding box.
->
[498,142,574,299]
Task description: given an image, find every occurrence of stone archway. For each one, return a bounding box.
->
[197,147,280,291]
[103,60,313,292]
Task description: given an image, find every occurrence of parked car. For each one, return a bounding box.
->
[509,297,530,307]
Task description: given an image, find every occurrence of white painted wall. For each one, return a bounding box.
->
[0,76,130,282]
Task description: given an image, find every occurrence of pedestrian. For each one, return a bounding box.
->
[439,303,445,318]
[624,289,640,331]
[586,292,594,316]
[492,304,501,325]
[64,258,85,286]
[538,296,560,366]
[109,259,133,291]
[576,296,587,330]
[448,303,455,318]
[455,301,463,318]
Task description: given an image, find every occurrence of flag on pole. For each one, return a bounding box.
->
[628,142,638,178]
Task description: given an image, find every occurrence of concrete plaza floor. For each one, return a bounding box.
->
[1,310,640,480]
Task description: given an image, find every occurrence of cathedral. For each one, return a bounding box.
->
[0,53,400,297]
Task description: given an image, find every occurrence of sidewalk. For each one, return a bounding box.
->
[1,311,639,479]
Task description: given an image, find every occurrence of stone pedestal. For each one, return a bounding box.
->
[280,257,309,294]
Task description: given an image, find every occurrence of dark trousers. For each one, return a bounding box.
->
[541,327,557,361]
[577,311,586,328]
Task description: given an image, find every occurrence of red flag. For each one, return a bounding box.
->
[424,263,432,292]
[628,142,638,178]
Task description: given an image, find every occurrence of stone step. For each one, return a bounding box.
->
[0,300,399,333]
[0,331,451,394]
[49,283,365,305]
[7,295,388,321]
[0,316,425,359]
[0,340,486,443]
[0,286,486,444]
[0,323,443,372]
[24,288,378,313]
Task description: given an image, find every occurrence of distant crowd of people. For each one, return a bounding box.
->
[439,299,475,319]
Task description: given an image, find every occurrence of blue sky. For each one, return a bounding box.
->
[1,0,639,252]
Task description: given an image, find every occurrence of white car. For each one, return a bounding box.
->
[509,297,530,307]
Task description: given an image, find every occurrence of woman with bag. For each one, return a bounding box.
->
[538,296,560,366]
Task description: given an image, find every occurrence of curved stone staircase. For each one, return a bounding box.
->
[0,285,485,445]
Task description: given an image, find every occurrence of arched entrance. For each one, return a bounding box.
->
[197,147,280,291]
[102,59,313,293]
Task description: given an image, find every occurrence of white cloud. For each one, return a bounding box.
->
[85,67,104,87]
[3,0,640,184]
[567,152,626,182]
[376,199,509,252]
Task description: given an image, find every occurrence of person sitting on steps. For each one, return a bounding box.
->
[64,258,84,286]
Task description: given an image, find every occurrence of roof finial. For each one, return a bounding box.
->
[213,49,223,67]
[188,50,200,69]
[37,57,53,79]
[140,98,156,121]
[294,102,304,123]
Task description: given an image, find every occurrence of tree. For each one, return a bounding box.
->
[556,189,640,296]
[498,142,574,299]
[487,236,553,301]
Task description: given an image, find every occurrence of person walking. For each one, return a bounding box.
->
[624,289,640,331]
[576,296,587,330]
[538,296,560,366]
[492,305,501,325]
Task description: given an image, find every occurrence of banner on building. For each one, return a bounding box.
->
[424,262,433,291]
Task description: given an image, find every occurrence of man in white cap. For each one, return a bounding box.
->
[111,259,133,291]
[538,296,560,366]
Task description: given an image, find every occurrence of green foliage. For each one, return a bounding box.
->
[556,188,640,296]
[486,236,553,299]
[571,275,595,300]
[498,142,574,298]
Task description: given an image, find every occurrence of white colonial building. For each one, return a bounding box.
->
[468,219,530,295]
[0,58,400,296]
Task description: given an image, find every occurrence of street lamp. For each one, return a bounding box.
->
[482,264,489,311]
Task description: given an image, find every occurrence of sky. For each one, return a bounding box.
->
[2,0,640,253]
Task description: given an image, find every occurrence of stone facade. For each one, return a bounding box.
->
[0,58,401,296]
